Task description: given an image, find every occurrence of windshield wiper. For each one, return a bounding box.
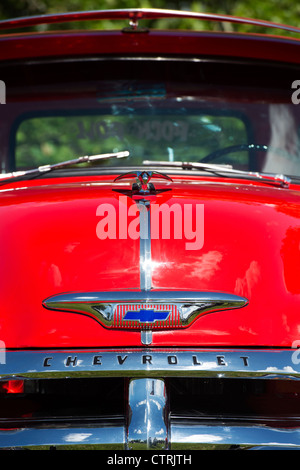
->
[0,150,130,185]
[143,160,291,188]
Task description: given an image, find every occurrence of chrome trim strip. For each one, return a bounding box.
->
[141,330,153,345]
[2,8,300,36]
[127,378,168,449]
[1,349,300,378]
[43,290,248,304]
[42,291,248,329]
[137,195,152,344]
[137,200,152,291]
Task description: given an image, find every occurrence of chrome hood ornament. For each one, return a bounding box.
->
[43,290,248,330]
[114,170,172,197]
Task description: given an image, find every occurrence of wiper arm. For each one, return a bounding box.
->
[0,150,130,184]
[143,160,291,188]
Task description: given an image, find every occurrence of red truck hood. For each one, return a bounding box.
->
[1,175,300,348]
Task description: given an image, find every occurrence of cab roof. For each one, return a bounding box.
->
[0,8,300,64]
[0,8,300,35]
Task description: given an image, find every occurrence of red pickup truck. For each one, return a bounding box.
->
[0,8,299,450]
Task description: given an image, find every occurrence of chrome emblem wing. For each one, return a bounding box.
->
[43,290,248,330]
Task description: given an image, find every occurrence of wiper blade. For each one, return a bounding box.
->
[0,150,130,184]
[143,160,291,188]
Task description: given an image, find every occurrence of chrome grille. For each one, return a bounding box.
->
[1,348,300,449]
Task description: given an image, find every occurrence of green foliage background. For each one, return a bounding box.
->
[0,0,299,35]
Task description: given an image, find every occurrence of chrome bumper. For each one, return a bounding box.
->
[0,422,300,450]
[0,348,300,450]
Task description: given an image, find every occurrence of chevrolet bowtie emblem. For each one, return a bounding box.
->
[123,308,171,323]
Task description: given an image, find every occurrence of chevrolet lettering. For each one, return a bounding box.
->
[41,352,250,369]
[1,7,300,450]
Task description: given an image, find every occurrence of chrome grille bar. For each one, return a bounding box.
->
[127,378,168,449]
[1,349,300,378]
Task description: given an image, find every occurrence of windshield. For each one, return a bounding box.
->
[1,58,300,176]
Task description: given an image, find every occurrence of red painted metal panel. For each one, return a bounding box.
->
[0,175,299,348]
